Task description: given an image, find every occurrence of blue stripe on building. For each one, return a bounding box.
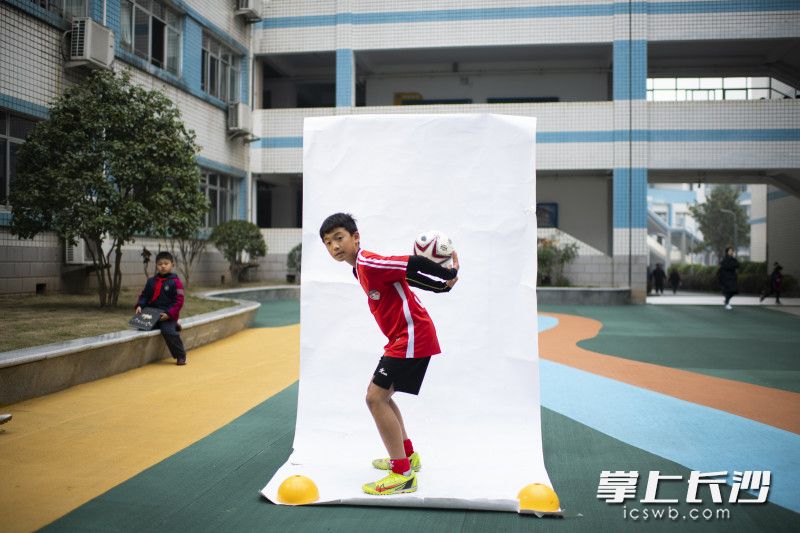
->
[2,0,70,29]
[239,177,248,221]
[613,168,648,228]
[88,0,103,23]
[170,0,247,55]
[105,0,120,47]
[183,18,204,95]
[0,92,50,120]
[240,59,249,104]
[256,1,800,29]
[196,157,247,179]
[252,129,800,149]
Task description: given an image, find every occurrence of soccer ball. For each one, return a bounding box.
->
[413,230,454,265]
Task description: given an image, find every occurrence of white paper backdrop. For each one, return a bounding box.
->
[262,114,553,511]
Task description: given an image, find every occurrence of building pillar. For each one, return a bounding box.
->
[335,49,354,107]
[681,232,687,263]
[612,5,648,302]
[335,1,354,108]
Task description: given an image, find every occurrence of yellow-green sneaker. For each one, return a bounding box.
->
[372,451,422,472]
[362,471,417,495]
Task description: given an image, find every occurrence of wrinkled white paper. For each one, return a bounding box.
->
[261,114,553,512]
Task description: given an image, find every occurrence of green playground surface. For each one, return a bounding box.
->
[544,305,800,393]
[41,302,800,532]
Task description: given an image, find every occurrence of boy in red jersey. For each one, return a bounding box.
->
[320,213,459,495]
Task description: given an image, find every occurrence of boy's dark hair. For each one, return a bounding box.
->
[155,251,175,263]
[319,213,358,239]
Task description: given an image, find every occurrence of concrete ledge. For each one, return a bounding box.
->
[0,287,296,405]
[537,287,631,305]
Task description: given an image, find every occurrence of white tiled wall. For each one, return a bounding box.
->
[648,11,800,41]
[124,69,248,171]
[0,4,69,109]
[187,0,250,47]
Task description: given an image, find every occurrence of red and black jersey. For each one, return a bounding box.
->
[136,273,185,321]
[354,249,450,359]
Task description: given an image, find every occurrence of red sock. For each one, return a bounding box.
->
[390,457,411,475]
[403,438,414,457]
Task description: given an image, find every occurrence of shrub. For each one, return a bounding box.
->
[538,239,579,286]
[287,243,302,283]
[209,220,267,284]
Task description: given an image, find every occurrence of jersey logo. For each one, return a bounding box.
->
[368,290,381,300]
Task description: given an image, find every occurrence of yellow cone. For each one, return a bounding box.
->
[517,483,560,513]
[277,475,320,505]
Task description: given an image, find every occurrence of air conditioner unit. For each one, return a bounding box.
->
[65,238,94,265]
[235,0,266,21]
[66,17,114,70]
[227,102,252,136]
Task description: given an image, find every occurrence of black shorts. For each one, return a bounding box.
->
[372,356,431,395]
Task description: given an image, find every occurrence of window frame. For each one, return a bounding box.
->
[202,170,239,228]
[0,111,38,206]
[120,0,182,76]
[647,76,799,101]
[201,34,241,103]
[28,0,86,20]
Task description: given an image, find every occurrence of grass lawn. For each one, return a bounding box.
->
[0,287,238,353]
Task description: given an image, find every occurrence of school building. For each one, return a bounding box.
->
[1,1,799,301]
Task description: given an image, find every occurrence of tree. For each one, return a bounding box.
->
[164,233,208,289]
[209,220,267,284]
[689,185,750,257]
[10,69,208,306]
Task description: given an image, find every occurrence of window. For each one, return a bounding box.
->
[120,0,182,76]
[647,77,799,101]
[536,203,559,228]
[202,35,240,102]
[203,170,239,227]
[28,0,86,19]
[1,111,38,205]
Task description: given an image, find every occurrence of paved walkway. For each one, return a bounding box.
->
[647,291,800,306]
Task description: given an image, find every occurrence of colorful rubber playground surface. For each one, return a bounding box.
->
[2,298,799,532]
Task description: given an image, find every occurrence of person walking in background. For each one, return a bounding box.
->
[719,247,739,310]
[760,262,783,305]
[668,267,681,295]
[652,263,667,295]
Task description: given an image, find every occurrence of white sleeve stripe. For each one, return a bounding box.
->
[358,256,407,267]
[393,282,415,358]
[357,261,407,271]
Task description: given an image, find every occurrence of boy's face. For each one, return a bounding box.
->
[156,258,173,275]
[322,227,360,266]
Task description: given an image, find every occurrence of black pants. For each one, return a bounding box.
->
[654,280,664,294]
[157,319,186,359]
[724,292,735,305]
[761,289,781,303]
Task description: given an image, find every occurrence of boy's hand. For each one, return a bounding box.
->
[159,312,169,321]
[445,250,459,288]
[135,306,142,314]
